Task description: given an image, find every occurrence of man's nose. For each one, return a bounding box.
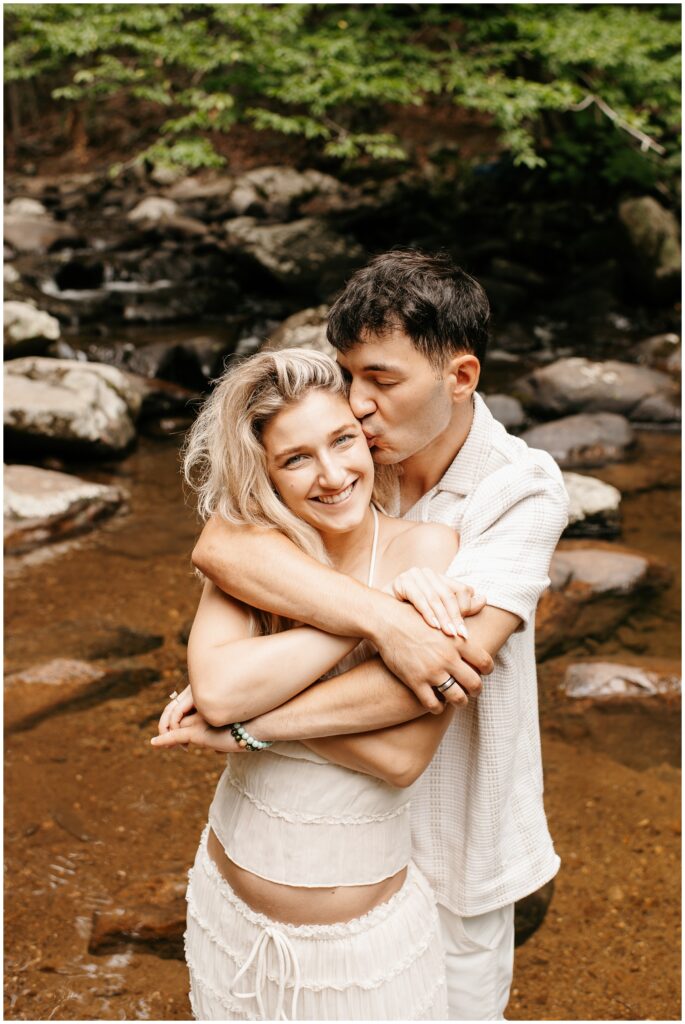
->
[348,380,376,420]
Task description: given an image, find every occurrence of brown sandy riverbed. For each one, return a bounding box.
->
[4,433,680,1021]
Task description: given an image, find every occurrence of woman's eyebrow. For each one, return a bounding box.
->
[276,424,358,459]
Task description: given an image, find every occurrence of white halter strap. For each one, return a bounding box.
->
[368,504,380,588]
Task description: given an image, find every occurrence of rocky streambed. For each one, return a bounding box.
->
[4,163,681,1021]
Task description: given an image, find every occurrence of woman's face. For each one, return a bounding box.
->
[263,389,375,534]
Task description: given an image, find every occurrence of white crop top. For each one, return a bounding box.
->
[208,505,417,887]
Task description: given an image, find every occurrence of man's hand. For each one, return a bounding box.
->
[370,597,494,712]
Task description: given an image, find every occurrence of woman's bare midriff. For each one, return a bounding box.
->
[207,826,407,926]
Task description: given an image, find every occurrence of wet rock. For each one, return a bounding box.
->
[4,357,142,458]
[618,197,681,301]
[563,472,621,538]
[514,880,554,946]
[86,335,232,388]
[3,212,79,254]
[137,378,199,421]
[521,412,634,468]
[4,659,159,732]
[150,164,186,187]
[635,333,681,377]
[127,196,179,223]
[4,300,61,358]
[5,197,48,217]
[89,873,187,958]
[518,358,680,424]
[224,216,364,298]
[4,463,127,555]
[4,263,20,286]
[230,166,342,219]
[561,662,681,703]
[5,621,164,667]
[167,175,235,202]
[482,394,526,430]
[536,543,671,660]
[6,658,105,688]
[263,305,334,356]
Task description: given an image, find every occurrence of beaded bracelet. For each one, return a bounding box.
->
[230,722,273,751]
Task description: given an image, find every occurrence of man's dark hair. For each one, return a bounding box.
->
[327,249,489,366]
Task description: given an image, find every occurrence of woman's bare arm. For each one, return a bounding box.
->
[193,517,488,710]
[188,580,359,726]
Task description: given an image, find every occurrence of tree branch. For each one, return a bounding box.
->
[570,90,666,155]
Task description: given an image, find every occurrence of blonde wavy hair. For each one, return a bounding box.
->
[183,349,395,632]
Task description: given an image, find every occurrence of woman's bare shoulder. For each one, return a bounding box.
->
[380,516,459,575]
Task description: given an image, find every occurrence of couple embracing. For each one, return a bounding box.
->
[151,250,569,1020]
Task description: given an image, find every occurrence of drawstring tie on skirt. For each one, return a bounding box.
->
[229,924,302,1020]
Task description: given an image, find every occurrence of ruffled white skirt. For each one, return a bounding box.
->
[184,823,448,1020]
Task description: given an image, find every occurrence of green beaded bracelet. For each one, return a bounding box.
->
[229,722,273,752]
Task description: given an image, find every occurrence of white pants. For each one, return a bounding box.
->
[438,902,515,1020]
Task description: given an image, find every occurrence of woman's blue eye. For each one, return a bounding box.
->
[334,434,354,445]
[285,454,305,467]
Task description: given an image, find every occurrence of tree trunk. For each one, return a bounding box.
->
[67,103,89,164]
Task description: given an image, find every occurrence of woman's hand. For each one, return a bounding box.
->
[389,569,487,638]
[158,683,195,737]
[150,712,245,754]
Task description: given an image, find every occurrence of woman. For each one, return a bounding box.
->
[151,350,482,1020]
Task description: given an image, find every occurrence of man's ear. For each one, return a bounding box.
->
[446,353,480,401]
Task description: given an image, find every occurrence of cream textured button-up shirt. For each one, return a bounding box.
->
[391,392,569,916]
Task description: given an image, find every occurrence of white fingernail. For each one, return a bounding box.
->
[456,623,469,639]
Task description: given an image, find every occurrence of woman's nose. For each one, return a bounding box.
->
[348,381,376,420]
[317,455,346,489]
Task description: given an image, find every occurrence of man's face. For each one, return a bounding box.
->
[336,329,456,465]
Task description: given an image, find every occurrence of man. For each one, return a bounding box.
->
[192,249,569,1019]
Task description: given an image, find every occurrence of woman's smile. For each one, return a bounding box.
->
[311,479,358,505]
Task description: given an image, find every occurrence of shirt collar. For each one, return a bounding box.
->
[435,392,494,497]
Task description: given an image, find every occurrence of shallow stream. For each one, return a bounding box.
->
[4,411,681,1020]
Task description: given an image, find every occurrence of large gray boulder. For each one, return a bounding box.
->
[4,357,142,457]
[4,300,61,358]
[635,333,681,377]
[127,196,178,222]
[618,196,681,301]
[522,412,634,468]
[563,472,621,538]
[518,358,680,424]
[4,464,127,554]
[482,394,526,430]
[3,211,78,254]
[263,305,334,356]
[536,543,671,660]
[224,216,364,297]
[167,175,236,201]
[230,166,342,219]
[5,197,48,217]
[562,662,680,702]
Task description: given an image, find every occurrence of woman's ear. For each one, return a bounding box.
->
[446,353,480,402]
